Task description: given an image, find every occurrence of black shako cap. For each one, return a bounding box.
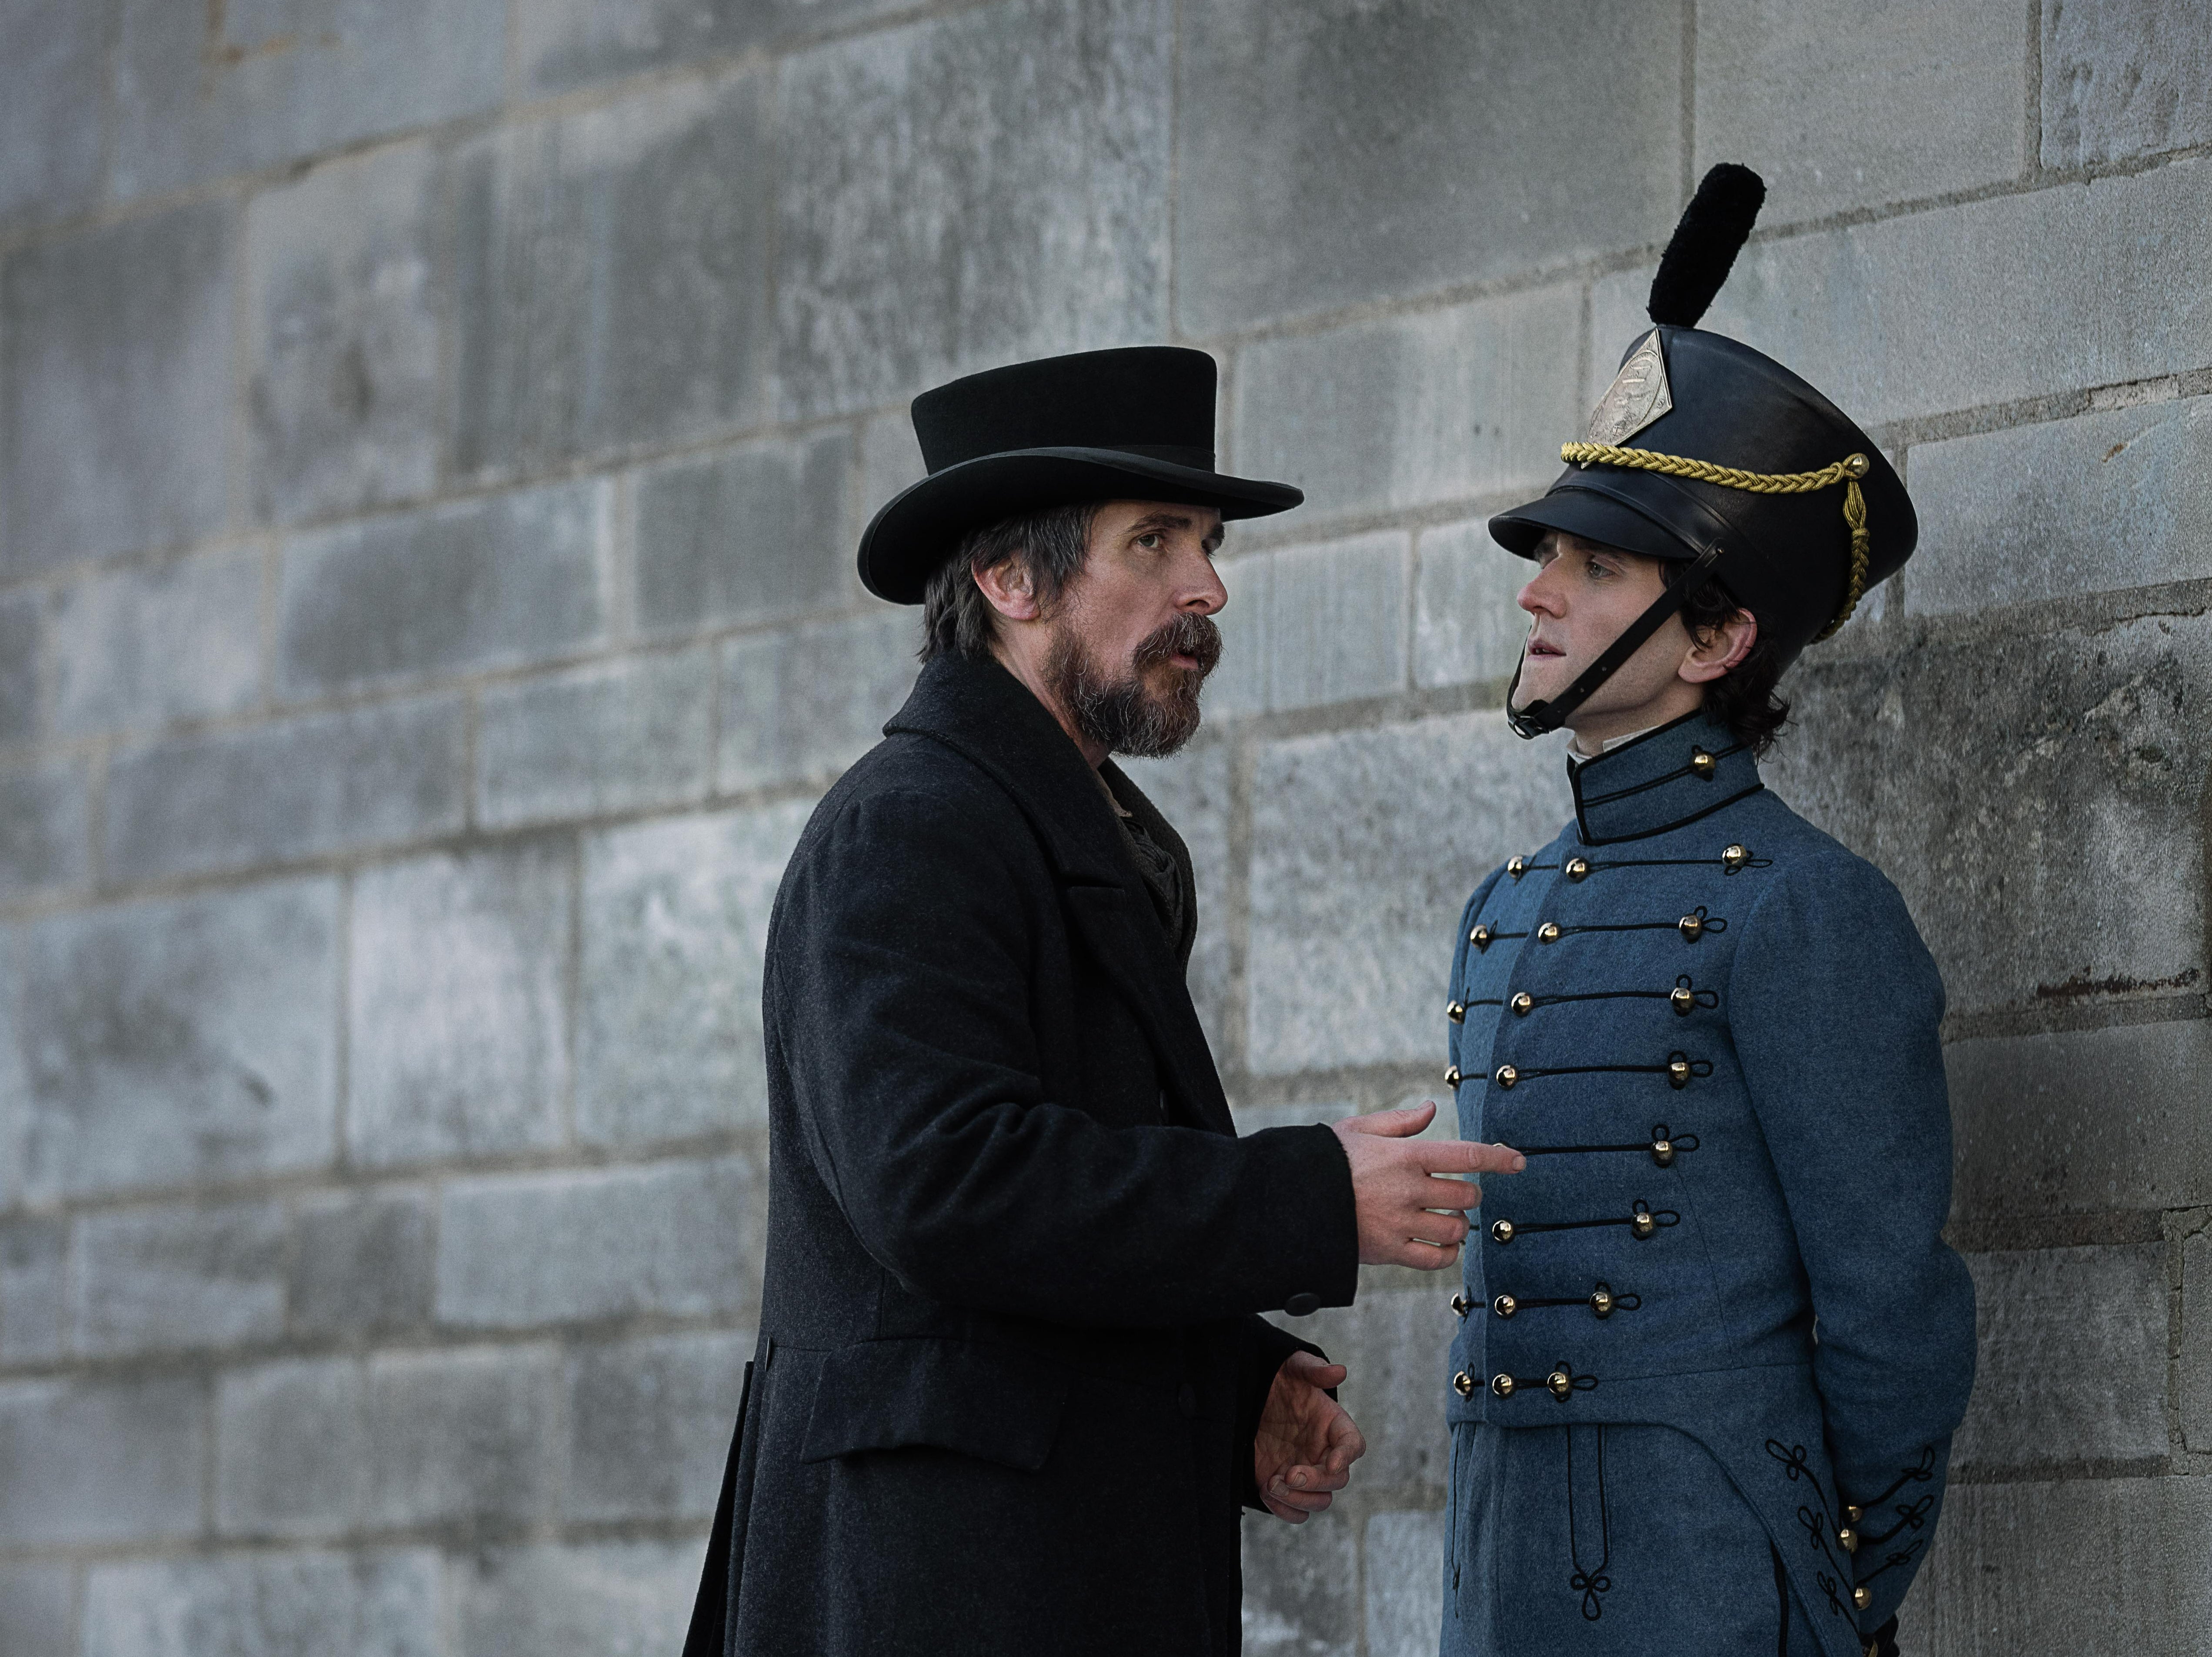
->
[857,346,1303,604]
[1488,327,1915,669]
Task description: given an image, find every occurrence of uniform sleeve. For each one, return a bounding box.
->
[772,784,1359,1329]
[1728,856,1977,1634]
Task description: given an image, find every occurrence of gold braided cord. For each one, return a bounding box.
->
[1558,440,1873,640]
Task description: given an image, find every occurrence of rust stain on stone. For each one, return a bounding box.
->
[2033,966,2202,1001]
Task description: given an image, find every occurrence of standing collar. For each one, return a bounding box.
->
[1569,708,1763,845]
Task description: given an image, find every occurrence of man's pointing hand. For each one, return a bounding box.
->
[1333,1102,1523,1269]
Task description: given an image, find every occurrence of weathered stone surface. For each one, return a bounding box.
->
[3,879,338,1201]
[436,1156,762,1329]
[74,1200,288,1357]
[1270,534,1411,713]
[278,481,608,698]
[1232,288,1583,525]
[348,843,571,1168]
[84,1550,441,1657]
[215,1357,367,1537]
[476,649,715,831]
[103,694,468,881]
[1414,518,1532,690]
[635,430,853,636]
[1119,732,1235,1056]
[111,0,503,199]
[1909,396,2212,616]
[563,1330,752,1522]
[452,74,770,477]
[1948,1019,2212,1218]
[0,0,107,225]
[1366,1509,1446,1657]
[0,1563,72,1657]
[0,1375,205,1544]
[0,757,88,897]
[774,0,1171,420]
[1695,0,2025,223]
[2042,0,2212,168]
[1916,1475,2212,1655]
[518,0,908,92]
[1,203,233,575]
[2183,1227,2212,1453]
[453,1542,698,1657]
[1240,1505,1360,1657]
[1248,713,1574,1074]
[365,1344,556,1528]
[0,589,38,745]
[1179,0,1680,333]
[718,611,916,790]
[0,1214,65,1363]
[50,547,264,737]
[1769,616,2210,1019]
[576,802,812,1146]
[1951,1244,2169,1469]
[288,1187,435,1339]
[246,141,443,525]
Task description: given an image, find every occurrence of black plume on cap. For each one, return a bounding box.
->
[1647,163,1766,328]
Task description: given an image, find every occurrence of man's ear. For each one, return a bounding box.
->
[1679,608,1757,684]
[971,556,1042,623]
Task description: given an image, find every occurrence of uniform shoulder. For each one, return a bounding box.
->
[1734,790,1918,924]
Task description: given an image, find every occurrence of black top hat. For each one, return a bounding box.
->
[857,347,1303,604]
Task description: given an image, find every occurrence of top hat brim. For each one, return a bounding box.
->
[858,447,1303,604]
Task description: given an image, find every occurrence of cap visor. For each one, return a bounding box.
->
[1489,484,1701,563]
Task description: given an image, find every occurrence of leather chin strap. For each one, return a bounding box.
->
[1504,546,1726,740]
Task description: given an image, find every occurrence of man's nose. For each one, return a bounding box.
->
[1184,557,1228,616]
[1517,567,1562,617]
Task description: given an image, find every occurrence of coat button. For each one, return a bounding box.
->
[1669,985,1696,1016]
[1564,857,1590,881]
[1491,1294,1517,1318]
[1285,1292,1320,1317]
[1677,912,1705,941]
[1589,1287,1615,1318]
[1844,1504,1865,1524]
[1537,922,1562,944]
[1507,856,1528,879]
[1490,1219,1515,1244]
[1837,1526,1858,1554]
[1447,1000,1467,1023]
[1470,923,1493,950]
[1852,1586,1871,1612]
[1667,1057,1692,1088]
[1631,1210,1657,1239]
[1450,1292,1473,1318]
[1721,843,1751,872]
[1452,1370,1476,1398]
[1547,1369,1573,1399]
[1690,747,1717,779]
[1510,992,1534,1016]
[1444,1065,1463,1087]
[1651,1137,1675,1167]
[1489,1373,1515,1398]
[1177,1383,1197,1418]
[1493,1064,1519,1088]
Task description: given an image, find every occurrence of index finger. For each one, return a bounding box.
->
[1419,1139,1526,1177]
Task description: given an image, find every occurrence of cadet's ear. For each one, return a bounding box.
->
[1680,607,1757,683]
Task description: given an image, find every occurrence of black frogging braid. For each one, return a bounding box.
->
[1648,164,1768,328]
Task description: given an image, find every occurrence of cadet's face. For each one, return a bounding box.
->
[1513,532,1695,722]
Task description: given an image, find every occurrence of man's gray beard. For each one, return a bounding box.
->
[1046,615,1219,759]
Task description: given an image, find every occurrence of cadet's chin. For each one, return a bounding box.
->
[1512,651,1574,709]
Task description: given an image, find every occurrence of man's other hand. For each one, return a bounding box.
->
[1254,1351,1365,1523]
[1333,1102,1524,1269]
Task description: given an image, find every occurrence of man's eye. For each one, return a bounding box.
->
[1136,532,1163,549]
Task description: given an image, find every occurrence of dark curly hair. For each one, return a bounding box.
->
[1663,562,1790,754]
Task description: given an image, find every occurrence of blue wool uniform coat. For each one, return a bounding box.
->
[1439,712,1975,1657]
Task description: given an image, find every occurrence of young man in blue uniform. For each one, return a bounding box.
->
[1437,168,1976,1657]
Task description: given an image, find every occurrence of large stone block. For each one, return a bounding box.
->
[1414,519,1532,691]
[84,1550,441,1657]
[575,802,813,1146]
[50,547,264,737]
[1951,1244,2169,1470]
[1948,1019,2212,1218]
[1178,0,1680,333]
[1909,395,2212,617]
[0,0,106,225]
[1694,0,2025,224]
[2184,1227,2212,1453]
[3,879,338,1201]
[1118,732,1235,1057]
[436,1156,762,1329]
[112,0,503,199]
[634,430,853,637]
[288,1187,435,1339]
[717,611,917,790]
[1231,288,1584,526]
[246,140,443,525]
[2043,0,2212,168]
[348,842,571,1167]
[1247,713,1574,1074]
[0,1214,64,1363]
[1250,534,1411,714]
[1336,1292,1454,1497]
[278,481,609,699]
[74,1200,288,1357]
[453,1542,697,1657]
[517,0,908,93]
[365,1344,556,1529]
[476,649,715,832]
[215,1357,368,1537]
[0,1563,72,1657]
[1769,615,2210,1019]
[0,757,88,898]
[0,202,233,576]
[1366,1509,1446,1657]
[0,589,38,745]
[0,1374,205,1544]
[1240,1505,1360,1657]
[1915,1475,2212,1655]
[451,74,770,478]
[103,694,468,881]
[774,0,1171,421]
[563,1330,752,1522]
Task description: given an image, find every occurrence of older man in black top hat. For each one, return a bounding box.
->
[683,346,1525,1657]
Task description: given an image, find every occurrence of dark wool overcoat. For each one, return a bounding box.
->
[685,653,1359,1657]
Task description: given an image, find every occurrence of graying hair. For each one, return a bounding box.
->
[918,503,1099,662]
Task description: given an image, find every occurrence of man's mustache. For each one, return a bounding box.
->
[1131,612,1223,677]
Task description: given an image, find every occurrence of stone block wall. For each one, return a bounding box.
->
[0,2,2205,1653]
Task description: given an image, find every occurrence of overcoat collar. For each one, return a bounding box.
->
[1570,708,1764,845]
[885,654,1233,1133]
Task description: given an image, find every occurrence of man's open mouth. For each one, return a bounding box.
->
[1527,637,1566,658]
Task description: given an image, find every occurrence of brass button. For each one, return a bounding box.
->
[1470,923,1493,950]
[1677,912,1705,942]
[1721,843,1751,872]
[1837,1526,1858,1554]
[1852,1586,1871,1612]
[1450,1291,1473,1317]
[1452,1370,1475,1398]
[1843,452,1871,478]
[1564,857,1590,881]
[1669,984,1695,1016]
[1651,1137,1674,1167]
[1689,747,1717,780]
[1491,1294,1517,1319]
[1510,992,1534,1016]
[1507,855,1528,879]
[1631,1210,1657,1240]
[1490,1219,1516,1245]
[1589,1286,1614,1318]
[1844,1504,1864,1524]
[1490,1373,1515,1398]
[1444,1065,1463,1087]
[1493,1064,1519,1089]
[1447,1000,1467,1023]
[1667,1057,1692,1089]
[1537,922,1561,944]
[1547,1369,1572,1399]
